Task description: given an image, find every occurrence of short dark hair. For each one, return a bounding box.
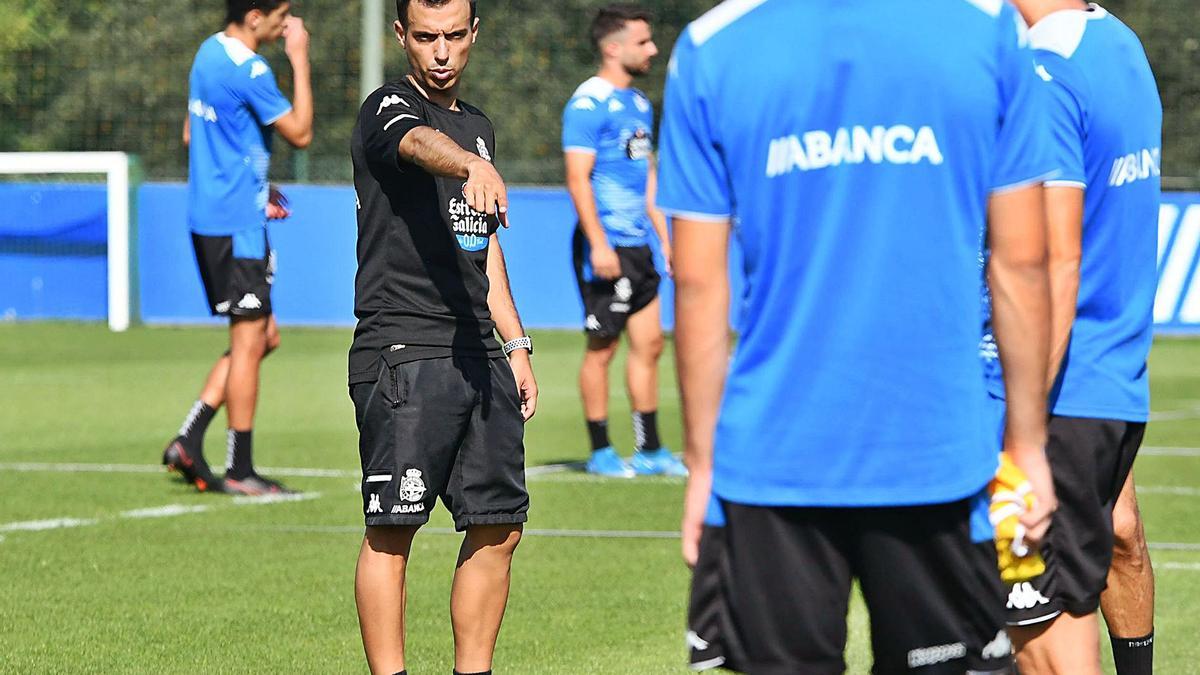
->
[225,0,288,26]
[591,5,654,52]
[396,0,477,28]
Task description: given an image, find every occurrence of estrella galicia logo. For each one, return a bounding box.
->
[449,183,491,252]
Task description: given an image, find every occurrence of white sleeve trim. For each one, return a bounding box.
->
[265,106,293,126]
[990,170,1062,194]
[658,207,732,223]
[1044,179,1086,189]
[563,146,597,155]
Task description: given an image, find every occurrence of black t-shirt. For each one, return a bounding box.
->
[349,78,503,385]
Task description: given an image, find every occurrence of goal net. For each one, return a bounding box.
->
[0,152,137,331]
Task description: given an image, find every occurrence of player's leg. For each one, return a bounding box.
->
[1102,469,1155,675]
[1008,416,1132,675]
[450,524,523,673]
[445,356,530,672]
[573,226,634,476]
[356,524,419,675]
[625,294,685,476]
[855,498,1014,674]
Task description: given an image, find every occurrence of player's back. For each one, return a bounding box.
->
[657,0,1053,507]
[1031,7,1161,421]
[187,33,290,236]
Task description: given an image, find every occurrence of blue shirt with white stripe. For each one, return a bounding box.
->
[562,77,655,247]
[657,0,1056,508]
[983,5,1161,422]
[187,33,292,240]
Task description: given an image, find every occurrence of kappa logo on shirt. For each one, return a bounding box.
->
[250,61,269,79]
[608,99,625,113]
[188,98,218,123]
[377,94,410,116]
[981,630,1012,661]
[571,97,597,111]
[633,94,651,113]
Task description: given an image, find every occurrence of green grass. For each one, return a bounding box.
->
[0,323,1198,673]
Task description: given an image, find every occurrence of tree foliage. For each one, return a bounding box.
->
[1,1,1197,185]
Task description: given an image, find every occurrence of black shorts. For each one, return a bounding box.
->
[572,226,660,339]
[349,353,529,531]
[1005,416,1145,626]
[191,231,274,317]
[688,501,1013,674]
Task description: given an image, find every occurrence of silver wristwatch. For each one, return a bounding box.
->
[502,336,533,356]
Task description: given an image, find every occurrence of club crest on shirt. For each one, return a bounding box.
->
[625,128,653,161]
[476,136,491,162]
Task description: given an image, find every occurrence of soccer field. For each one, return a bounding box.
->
[0,323,1197,673]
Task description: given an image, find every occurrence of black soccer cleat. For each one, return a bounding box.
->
[161,438,223,493]
[220,473,295,496]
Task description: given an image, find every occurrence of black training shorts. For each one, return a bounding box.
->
[572,226,660,339]
[349,353,529,531]
[191,231,274,318]
[688,500,1013,674]
[1005,415,1145,626]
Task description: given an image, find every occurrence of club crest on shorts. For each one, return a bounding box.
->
[399,468,427,503]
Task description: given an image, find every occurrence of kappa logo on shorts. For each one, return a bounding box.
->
[399,469,427,503]
[614,277,633,302]
[585,314,601,331]
[237,293,262,310]
[215,300,232,314]
[1007,582,1051,610]
[366,493,383,514]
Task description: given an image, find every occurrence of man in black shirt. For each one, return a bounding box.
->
[348,1,537,673]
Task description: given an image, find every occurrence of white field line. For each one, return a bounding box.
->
[0,492,321,538]
[1150,542,1200,551]
[1141,447,1200,457]
[1139,486,1200,497]
[1157,562,1200,571]
[0,461,576,479]
[1150,404,1200,422]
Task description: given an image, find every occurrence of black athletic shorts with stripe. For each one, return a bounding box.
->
[349,352,529,531]
[687,500,1013,674]
[571,226,660,339]
[191,231,274,317]
[1005,416,1145,626]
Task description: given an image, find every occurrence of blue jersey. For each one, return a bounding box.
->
[657,0,1056,508]
[187,33,292,239]
[562,77,655,247]
[984,6,1161,422]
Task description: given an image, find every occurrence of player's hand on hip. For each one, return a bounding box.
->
[283,17,310,61]
[681,464,712,568]
[590,245,622,280]
[508,350,537,421]
[466,158,509,227]
[1006,445,1057,546]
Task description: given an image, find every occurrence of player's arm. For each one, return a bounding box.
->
[182,116,190,147]
[487,235,536,420]
[674,217,730,565]
[271,17,313,149]
[646,158,672,277]
[1045,186,1084,389]
[398,128,508,221]
[564,150,620,279]
[988,185,1056,543]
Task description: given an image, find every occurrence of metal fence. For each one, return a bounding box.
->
[2,1,1199,185]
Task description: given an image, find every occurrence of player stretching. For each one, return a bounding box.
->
[563,6,684,477]
[163,0,312,495]
[997,3,1161,674]
[661,1,1058,672]
[349,1,537,673]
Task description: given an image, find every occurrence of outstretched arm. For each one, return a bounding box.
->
[400,128,508,222]
[487,235,536,420]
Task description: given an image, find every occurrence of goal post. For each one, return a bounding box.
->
[0,152,138,332]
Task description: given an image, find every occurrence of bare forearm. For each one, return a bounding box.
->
[288,56,313,142]
[566,176,609,249]
[399,127,483,180]
[1046,263,1079,389]
[487,237,525,342]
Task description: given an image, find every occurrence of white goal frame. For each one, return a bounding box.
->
[0,152,133,331]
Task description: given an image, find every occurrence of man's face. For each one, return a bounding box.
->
[610,19,658,77]
[251,3,292,43]
[396,0,478,94]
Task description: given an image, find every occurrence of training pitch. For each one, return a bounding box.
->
[0,324,1198,673]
